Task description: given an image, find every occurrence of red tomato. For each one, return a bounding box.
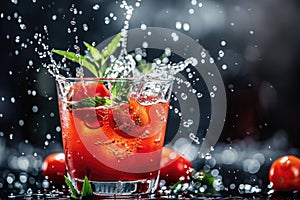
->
[42,153,66,185]
[269,155,300,191]
[69,81,110,101]
[160,147,192,184]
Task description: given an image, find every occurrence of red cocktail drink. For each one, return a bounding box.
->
[56,77,173,195]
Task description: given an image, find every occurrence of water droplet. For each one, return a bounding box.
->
[19,120,25,126]
[183,23,190,31]
[11,0,18,5]
[221,64,227,70]
[191,0,197,6]
[83,23,88,31]
[46,133,51,140]
[142,41,148,48]
[198,2,203,7]
[15,35,20,43]
[32,106,38,113]
[135,2,141,7]
[171,32,179,42]
[249,30,254,35]
[212,85,217,91]
[10,97,16,103]
[218,50,224,57]
[140,23,147,30]
[197,92,203,98]
[19,24,26,30]
[181,93,187,100]
[189,8,194,15]
[52,15,57,21]
[56,126,61,132]
[104,17,110,24]
[93,4,100,10]
[70,20,76,26]
[220,40,227,46]
[175,21,182,29]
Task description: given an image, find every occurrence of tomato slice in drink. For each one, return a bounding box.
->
[68,82,111,128]
[73,107,109,129]
[129,98,150,126]
[109,98,150,138]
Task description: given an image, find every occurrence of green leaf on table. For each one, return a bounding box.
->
[68,96,112,109]
[64,175,80,199]
[81,176,93,197]
[52,50,98,77]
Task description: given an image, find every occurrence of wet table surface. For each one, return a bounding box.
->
[4,191,300,200]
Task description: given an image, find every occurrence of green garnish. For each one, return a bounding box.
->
[52,33,121,78]
[64,175,79,199]
[64,176,93,199]
[52,34,172,105]
[81,176,93,197]
[68,96,112,109]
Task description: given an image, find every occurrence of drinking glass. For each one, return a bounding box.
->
[55,76,173,197]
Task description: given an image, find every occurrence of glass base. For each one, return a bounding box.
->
[73,176,159,198]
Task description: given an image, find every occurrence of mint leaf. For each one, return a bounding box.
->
[81,176,93,197]
[100,33,121,66]
[83,42,102,61]
[52,50,99,77]
[69,96,112,109]
[52,33,121,79]
[64,176,80,199]
[111,81,130,103]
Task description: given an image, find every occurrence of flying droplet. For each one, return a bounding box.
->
[175,21,182,30]
[140,23,147,30]
[92,4,100,10]
[183,23,190,31]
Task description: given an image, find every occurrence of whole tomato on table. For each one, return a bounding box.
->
[160,147,192,184]
[269,155,300,191]
[42,153,66,185]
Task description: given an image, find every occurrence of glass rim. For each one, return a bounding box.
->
[55,75,174,83]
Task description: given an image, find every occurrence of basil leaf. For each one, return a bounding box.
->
[52,50,99,77]
[64,176,80,199]
[81,176,93,197]
[69,96,112,109]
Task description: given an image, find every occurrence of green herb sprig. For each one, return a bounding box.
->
[65,176,93,199]
[52,33,121,78]
[68,96,112,110]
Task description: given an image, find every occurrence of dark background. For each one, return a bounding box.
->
[0,0,300,196]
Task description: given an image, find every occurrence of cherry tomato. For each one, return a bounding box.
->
[69,81,110,101]
[42,153,66,185]
[269,155,300,191]
[160,147,192,184]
